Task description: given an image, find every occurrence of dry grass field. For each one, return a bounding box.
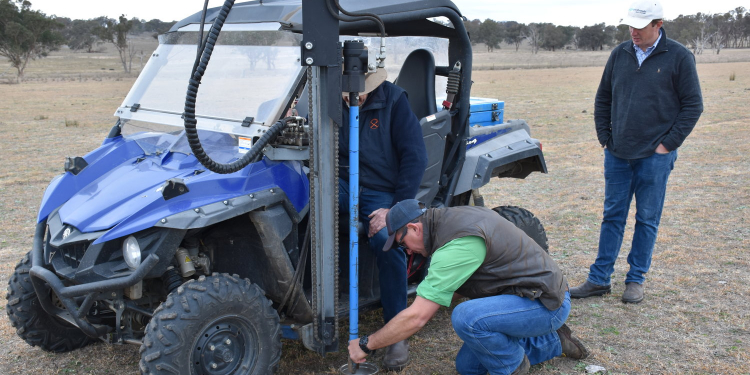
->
[0,40,749,374]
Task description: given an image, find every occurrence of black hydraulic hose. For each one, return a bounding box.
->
[277,218,311,315]
[184,0,289,174]
[194,0,210,66]
[326,0,385,38]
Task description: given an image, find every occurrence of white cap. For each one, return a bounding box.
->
[620,0,664,29]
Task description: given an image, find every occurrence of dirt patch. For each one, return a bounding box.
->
[1,46,749,374]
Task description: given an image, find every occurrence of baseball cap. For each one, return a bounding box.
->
[382,199,426,251]
[620,0,663,29]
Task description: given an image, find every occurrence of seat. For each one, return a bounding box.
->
[394,49,437,119]
[395,49,448,206]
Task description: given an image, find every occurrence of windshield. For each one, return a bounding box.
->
[116,26,303,137]
[117,24,450,140]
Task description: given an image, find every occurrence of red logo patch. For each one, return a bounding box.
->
[370,119,379,129]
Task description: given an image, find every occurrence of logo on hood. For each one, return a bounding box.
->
[62,227,71,240]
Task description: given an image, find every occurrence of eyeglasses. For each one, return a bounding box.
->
[397,227,408,249]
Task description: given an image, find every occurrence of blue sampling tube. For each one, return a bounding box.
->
[349,93,360,342]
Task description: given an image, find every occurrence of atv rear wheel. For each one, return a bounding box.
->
[139,273,281,375]
[493,206,549,252]
[5,252,94,352]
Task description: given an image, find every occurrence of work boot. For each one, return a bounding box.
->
[570,280,611,299]
[510,355,530,375]
[622,282,644,303]
[556,323,589,359]
[383,340,409,372]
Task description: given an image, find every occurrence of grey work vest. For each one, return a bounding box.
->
[422,206,568,310]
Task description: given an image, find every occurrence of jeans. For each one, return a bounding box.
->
[588,149,677,286]
[338,179,407,323]
[452,292,571,375]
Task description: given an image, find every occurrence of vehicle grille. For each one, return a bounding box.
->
[58,242,90,268]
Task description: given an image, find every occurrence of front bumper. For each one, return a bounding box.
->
[29,220,160,338]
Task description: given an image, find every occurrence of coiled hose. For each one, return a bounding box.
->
[183,0,288,174]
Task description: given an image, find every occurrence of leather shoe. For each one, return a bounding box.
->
[383,340,409,372]
[556,323,589,359]
[510,355,530,375]
[622,282,644,303]
[570,280,611,299]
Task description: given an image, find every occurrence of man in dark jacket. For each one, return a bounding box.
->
[347,200,588,375]
[570,0,703,303]
[339,70,428,370]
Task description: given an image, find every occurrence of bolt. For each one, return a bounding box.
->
[249,194,254,198]
[161,218,167,223]
[305,42,313,50]
[210,345,215,351]
[368,63,376,71]
[270,189,274,193]
[225,339,231,345]
[194,208,200,213]
[223,200,228,205]
[211,363,217,369]
[305,57,314,65]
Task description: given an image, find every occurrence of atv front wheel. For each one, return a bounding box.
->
[5,252,94,352]
[139,273,281,375]
[493,206,549,252]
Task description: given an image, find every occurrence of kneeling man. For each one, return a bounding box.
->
[348,200,588,375]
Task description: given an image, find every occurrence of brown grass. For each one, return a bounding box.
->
[1,43,749,374]
[472,42,750,70]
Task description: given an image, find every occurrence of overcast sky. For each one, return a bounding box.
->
[28,0,748,27]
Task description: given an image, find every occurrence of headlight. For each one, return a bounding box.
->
[123,236,142,269]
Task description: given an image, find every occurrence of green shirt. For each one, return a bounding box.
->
[416,236,486,306]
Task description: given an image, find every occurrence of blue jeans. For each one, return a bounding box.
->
[338,179,407,323]
[588,149,677,286]
[452,292,571,375]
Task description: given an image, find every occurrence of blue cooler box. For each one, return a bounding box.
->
[469,97,504,126]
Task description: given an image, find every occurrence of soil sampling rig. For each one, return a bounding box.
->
[6,1,548,374]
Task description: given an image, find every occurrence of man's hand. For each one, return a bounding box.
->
[367,208,389,237]
[655,143,669,154]
[348,338,368,364]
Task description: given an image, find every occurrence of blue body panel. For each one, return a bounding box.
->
[38,136,142,223]
[466,128,511,151]
[38,134,309,245]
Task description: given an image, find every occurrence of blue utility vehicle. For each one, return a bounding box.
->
[6,1,548,374]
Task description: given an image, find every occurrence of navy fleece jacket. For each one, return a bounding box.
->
[340,81,428,206]
[594,28,703,159]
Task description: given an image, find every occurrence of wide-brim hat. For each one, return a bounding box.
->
[620,0,663,29]
[362,68,387,94]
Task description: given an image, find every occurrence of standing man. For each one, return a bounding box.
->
[571,0,703,303]
[339,69,428,371]
[348,200,588,375]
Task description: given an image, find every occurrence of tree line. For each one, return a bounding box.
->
[464,6,750,54]
[2,0,750,82]
[1,0,174,81]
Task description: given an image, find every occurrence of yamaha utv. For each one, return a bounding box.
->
[6,0,548,374]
